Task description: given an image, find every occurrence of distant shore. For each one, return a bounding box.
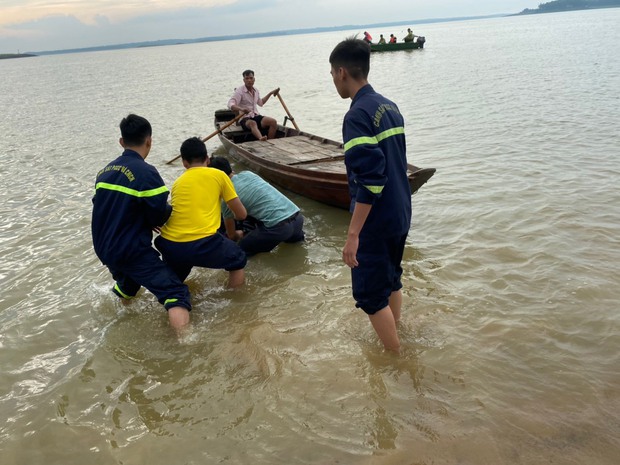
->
[0,53,37,60]
[514,0,620,15]
[8,4,620,57]
[16,14,505,57]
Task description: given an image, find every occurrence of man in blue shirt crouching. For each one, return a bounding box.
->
[210,157,305,256]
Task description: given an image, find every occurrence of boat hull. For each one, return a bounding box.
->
[214,110,435,209]
[371,38,425,52]
[218,135,351,209]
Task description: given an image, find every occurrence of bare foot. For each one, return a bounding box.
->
[259,135,268,141]
[168,306,190,329]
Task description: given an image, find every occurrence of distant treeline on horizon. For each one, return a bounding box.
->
[0,53,36,60]
[11,15,502,56]
[5,2,620,57]
[518,0,620,14]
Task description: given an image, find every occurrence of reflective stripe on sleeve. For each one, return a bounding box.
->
[364,185,384,194]
[343,126,405,153]
[95,182,168,198]
[344,135,377,152]
[376,126,405,142]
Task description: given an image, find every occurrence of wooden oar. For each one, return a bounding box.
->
[276,93,300,131]
[165,112,245,164]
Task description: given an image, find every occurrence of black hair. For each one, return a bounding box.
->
[242,69,254,77]
[329,37,370,80]
[180,137,208,164]
[209,156,232,175]
[119,114,152,147]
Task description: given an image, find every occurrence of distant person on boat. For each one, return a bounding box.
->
[210,157,305,257]
[363,31,373,44]
[91,114,192,329]
[403,28,417,43]
[154,137,248,289]
[329,38,412,353]
[228,69,280,141]
[378,34,386,45]
[389,34,397,44]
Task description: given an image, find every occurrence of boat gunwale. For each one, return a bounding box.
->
[370,41,424,52]
[213,111,435,209]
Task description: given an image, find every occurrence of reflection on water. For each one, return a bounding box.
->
[1,8,620,465]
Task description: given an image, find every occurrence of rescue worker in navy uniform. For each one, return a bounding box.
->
[91,114,191,329]
[329,38,412,353]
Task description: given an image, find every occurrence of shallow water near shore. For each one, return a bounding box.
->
[1,8,619,464]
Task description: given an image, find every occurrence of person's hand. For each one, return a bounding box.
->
[342,235,359,268]
[272,87,280,96]
[242,108,250,114]
[234,230,244,241]
[152,226,161,234]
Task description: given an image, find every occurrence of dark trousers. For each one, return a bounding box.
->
[239,212,305,256]
[351,232,407,315]
[155,233,247,282]
[107,247,191,311]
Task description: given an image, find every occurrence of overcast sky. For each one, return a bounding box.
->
[1,0,535,53]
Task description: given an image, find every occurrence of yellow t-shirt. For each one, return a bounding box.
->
[160,167,238,242]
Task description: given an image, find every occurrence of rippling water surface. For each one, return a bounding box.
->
[1,9,619,465]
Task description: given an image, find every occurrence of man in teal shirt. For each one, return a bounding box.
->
[210,157,305,256]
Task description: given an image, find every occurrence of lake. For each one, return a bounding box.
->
[1,8,619,465]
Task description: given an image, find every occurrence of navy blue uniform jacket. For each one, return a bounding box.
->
[91,149,172,266]
[342,84,412,236]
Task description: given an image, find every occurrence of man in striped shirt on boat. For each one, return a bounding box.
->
[329,38,412,353]
[228,69,280,141]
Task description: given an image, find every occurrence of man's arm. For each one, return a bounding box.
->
[230,104,250,114]
[142,169,173,227]
[343,108,389,204]
[226,197,247,221]
[143,195,172,228]
[228,90,250,115]
[223,217,243,241]
[260,87,280,106]
[340,110,389,267]
[342,201,372,268]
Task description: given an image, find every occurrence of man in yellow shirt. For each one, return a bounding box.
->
[155,137,248,297]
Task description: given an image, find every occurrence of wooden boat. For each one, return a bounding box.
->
[214,109,435,210]
[371,37,425,52]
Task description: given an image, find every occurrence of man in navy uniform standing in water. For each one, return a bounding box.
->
[329,38,412,353]
[91,114,192,329]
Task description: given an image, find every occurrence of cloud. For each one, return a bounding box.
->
[0,0,280,51]
[0,1,236,27]
[1,15,89,44]
[0,0,534,53]
[0,0,310,51]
